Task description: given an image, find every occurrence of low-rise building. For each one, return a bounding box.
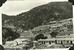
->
[38,34,74,47]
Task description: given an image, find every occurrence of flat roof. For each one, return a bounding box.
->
[38,38,74,41]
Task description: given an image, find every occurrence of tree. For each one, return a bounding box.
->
[50,31,58,38]
[2,27,20,45]
[34,33,47,41]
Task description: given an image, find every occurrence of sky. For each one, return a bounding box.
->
[1,0,68,15]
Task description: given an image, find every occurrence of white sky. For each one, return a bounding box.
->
[1,0,68,15]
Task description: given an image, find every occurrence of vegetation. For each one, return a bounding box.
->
[2,27,20,45]
[2,2,73,45]
[2,2,73,49]
[34,33,47,41]
[2,2,72,30]
[50,31,58,38]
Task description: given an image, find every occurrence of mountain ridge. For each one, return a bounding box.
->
[2,2,72,30]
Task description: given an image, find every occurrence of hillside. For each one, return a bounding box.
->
[32,18,73,37]
[2,2,73,45]
[2,2,72,30]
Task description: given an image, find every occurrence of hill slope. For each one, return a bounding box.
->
[2,2,72,30]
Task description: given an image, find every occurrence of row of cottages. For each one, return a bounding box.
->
[38,34,74,46]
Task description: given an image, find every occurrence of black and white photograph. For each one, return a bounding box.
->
[1,0,73,50]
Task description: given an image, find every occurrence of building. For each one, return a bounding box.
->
[38,34,74,47]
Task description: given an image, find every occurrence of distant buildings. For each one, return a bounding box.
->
[38,34,74,47]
